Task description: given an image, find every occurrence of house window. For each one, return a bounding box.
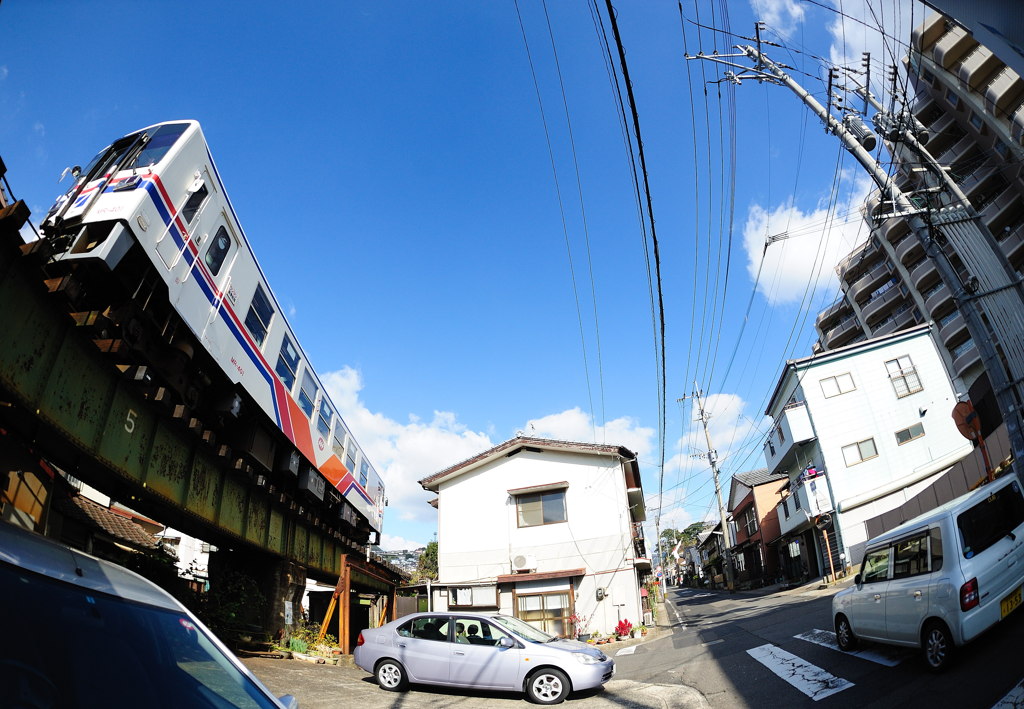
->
[298,369,318,418]
[275,334,301,391]
[450,587,498,608]
[244,284,274,347]
[317,397,334,437]
[842,437,879,466]
[781,498,790,519]
[895,422,925,445]
[946,88,959,108]
[820,373,856,398]
[744,507,758,536]
[515,490,567,527]
[793,489,802,510]
[516,591,571,637]
[885,355,923,398]
[969,112,984,131]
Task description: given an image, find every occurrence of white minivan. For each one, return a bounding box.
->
[832,473,1024,671]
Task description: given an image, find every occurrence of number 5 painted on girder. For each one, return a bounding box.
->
[125,409,137,434]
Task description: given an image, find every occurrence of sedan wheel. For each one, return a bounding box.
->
[835,614,858,651]
[526,668,570,705]
[375,659,409,692]
[923,621,954,672]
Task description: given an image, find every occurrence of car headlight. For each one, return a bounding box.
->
[573,652,601,665]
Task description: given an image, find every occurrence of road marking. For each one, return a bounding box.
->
[746,643,854,701]
[795,629,909,667]
[991,678,1024,708]
[616,646,637,656]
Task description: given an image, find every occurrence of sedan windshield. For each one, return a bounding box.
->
[492,614,556,643]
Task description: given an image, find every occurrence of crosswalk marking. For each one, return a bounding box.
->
[747,643,854,701]
[795,629,909,667]
[616,646,637,656]
[991,678,1024,708]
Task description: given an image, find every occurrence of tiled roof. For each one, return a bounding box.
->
[57,494,159,550]
[418,436,635,490]
[732,468,787,488]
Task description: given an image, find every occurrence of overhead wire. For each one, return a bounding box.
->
[513,0,599,443]
[539,0,608,439]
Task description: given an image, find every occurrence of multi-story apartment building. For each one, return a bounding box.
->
[814,13,1024,437]
[764,324,972,579]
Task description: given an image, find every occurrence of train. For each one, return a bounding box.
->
[38,120,385,543]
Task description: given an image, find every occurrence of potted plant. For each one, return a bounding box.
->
[615,619,632,640]
[637,623,648,637]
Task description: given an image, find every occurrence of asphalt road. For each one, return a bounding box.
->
[614,583,1024,709]
[244,582,1024,708]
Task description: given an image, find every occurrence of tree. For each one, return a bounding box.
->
[679,521,712,548]
[414,541,438,581]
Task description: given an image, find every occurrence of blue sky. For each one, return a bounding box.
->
[0,1,929,550]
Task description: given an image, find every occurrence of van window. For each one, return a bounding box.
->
[861,547,891,583]
[930,528,943,572]
[958,481,1024,558]
[892,535,929,579]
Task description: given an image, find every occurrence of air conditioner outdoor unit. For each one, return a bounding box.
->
[511,554,537,572]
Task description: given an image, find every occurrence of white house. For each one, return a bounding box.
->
[418,437,650,638]
[763,323,972,580]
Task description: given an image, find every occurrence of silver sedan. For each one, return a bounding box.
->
[353,611,614,704]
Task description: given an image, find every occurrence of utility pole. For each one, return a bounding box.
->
[687,37,1024,472]
[691,385,735,592]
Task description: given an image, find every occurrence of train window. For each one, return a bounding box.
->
[275,335,301,391]
[318,398,335,437]
[204,226,232,276]
[244,285,275,347]
[298,370,318,419]
[182,184,209,224]
[345,448,357,474]
[332,431,346,460]
[359,461,370,488]
[127,123,189,169]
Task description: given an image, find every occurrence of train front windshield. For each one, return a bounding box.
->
[77,123,190,180]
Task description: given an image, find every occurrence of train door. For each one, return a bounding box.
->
[154,173,209,285]
[196,221,239,363]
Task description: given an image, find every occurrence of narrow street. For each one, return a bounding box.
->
[248,582,1024,708]
[613,584,1024,708]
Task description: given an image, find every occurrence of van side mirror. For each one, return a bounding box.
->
[498,637,515,648]
[854,573,862,586]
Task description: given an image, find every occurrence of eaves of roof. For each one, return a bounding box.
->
[418,436,636,491]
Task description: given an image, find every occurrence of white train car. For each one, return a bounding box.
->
[40,120,385,540]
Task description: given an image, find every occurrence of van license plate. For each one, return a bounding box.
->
[1001,586,1022,618]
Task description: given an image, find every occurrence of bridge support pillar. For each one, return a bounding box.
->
[207,548,306,644]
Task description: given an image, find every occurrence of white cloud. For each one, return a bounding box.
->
[749,0,805,39]
[321,369,657,549]
[379,533,426,552]
[322,367,493,545]
[826,1,934,100]
[522,407,655,458]
[33,121,44,137]
[743,173,873,305]
[0,65,8,80]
